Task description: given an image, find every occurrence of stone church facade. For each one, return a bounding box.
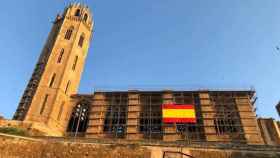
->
[13,4,264,144]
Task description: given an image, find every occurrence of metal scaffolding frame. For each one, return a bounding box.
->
[139,93,163,140]
[103,93,128,138]
[210,92,246,142]
[73,90,258,143]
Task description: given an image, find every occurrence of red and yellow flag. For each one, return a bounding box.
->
[162,104,196,123]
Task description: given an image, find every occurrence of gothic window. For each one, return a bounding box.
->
[57,48,64,63]
[65,80,71,94]
[103,93,128,138]
[65,27,74,40]
[57,101,65,120]
[40,94,49,114]
[75,9,81,16]
[214,119,237,134]
[211,93,243,137]
[78,34,85,47]
[139,94,162,139]
[72,56,78,71]
[83,13,88,22]
[67,102,90,135]
[49,73,56,88]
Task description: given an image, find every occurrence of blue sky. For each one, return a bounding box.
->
[0,0,280,119]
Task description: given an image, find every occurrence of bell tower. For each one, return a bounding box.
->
[13,3,94,135]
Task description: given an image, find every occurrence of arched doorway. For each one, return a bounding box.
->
[67,102,90,137]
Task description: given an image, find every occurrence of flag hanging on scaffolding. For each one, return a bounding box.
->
[162,104,196,123]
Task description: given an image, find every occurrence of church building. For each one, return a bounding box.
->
[13,4,264,145]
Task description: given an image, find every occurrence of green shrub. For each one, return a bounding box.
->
[0,127,28,136]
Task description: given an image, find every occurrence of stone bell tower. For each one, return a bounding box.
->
[13,3,94,135]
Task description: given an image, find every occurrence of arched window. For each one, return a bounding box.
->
[75,9,81,16]
[57,48,64,63]
[49,73,56,88]
[40,94,49,115]
[83,13,88,22]
[72,56,78,71]
[67,102,90,135]
[65,80,71,94]
[65,26,74,40]
[57,101,65,121]
[78,34,85,47]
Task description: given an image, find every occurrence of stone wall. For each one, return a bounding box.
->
[0,134,150,158]
[258,118,280,145]
[0,133,279,158]
[0,119,54,136]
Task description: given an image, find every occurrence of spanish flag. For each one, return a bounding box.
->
[162,104,196,123]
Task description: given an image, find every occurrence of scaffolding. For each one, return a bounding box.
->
[72,90,263,144]
[139,93,163,140]
[103,93,128,138]
[211,92,246,142]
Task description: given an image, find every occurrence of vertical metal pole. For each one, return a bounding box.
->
[70,116,76,135]
[149,95,152,140]
[117,94,121,138]
[75,107,82,137]
[111,95,114,137]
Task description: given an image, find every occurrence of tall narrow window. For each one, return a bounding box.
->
[75,9,81,16]
[72,56,78,71]
[57,48,64,63]
[40,94,49,114]
[49,73,56,88]
[65,80,71,94]
[214,119,237,135]
[78,34,85,47]
[57,101,65,120]
[83,14,88,22]
[65,27,74,40]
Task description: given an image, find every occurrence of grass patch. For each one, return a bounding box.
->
[0,127,28,136]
